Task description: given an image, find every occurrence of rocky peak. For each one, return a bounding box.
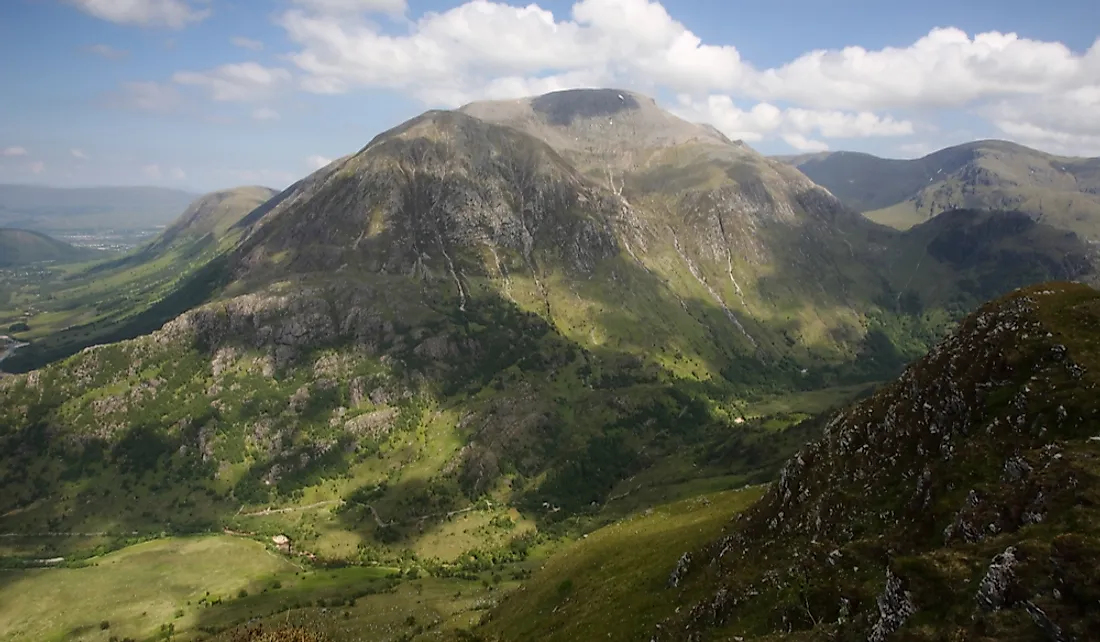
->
[228,109,623,283]
[459,88,733,173]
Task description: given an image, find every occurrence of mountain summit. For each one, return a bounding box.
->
[459,88,734,173]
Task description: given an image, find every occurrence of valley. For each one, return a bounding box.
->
[1,89,1098,642]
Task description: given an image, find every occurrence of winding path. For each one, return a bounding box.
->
[237,499,341,517]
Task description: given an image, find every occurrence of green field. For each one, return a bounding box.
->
[0,536,298,641]
[0,485,766,642]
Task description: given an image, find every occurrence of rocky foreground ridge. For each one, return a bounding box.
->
[657,281,1100,641]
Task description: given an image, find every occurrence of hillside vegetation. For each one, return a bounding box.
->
[0,186,276,372]
[782,141,1100,237]
[647,281,1100,641]
[2,91,1100,642]
[0,228,104,267]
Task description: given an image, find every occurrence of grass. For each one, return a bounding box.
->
[478,486,765,642]
[864,202,926,230]
[0,535,297,642]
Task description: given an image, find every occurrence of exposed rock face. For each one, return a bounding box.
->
[654,282,1100,641]
[667,552,692,589]
[233,110,622,282]
[867,569,916,642]
[975,546,1020,612]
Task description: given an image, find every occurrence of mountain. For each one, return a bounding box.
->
[0,186,276,372]
[780,141,1100,237]
[475,281,1100,641]
[0,184,199,232]
[2,91,1099,641]
[151,185,278,250]
[0,228,104,267]
[652,281,1100,641]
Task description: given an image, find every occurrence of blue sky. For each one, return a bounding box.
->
[0,0,1097,192]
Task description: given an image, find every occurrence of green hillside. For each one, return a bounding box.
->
[468,281,1100,642]
[0,186,276,372]
[2,91,1099,642]
[781,141,1100,238]
[0,228,103,267]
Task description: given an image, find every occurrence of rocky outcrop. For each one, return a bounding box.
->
[867,569,916,642]
[975,546,1020,612]
[656,282,1100,641]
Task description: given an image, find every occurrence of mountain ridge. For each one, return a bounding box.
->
[777,140,1100,238]
[652,280,1100,641]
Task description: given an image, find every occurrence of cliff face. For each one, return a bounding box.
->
[658,281,1100,641]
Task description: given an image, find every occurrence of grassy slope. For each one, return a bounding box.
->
[0,228,104,267]
[656,282,1100,641]
[0,536,297,642]
[478,487,764,642]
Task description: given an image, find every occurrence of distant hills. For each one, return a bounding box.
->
[0,184,198,232]
[0,228,104,268]
[0,186,276,372]
[777,141,1100,238]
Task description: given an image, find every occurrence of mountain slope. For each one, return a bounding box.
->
[0,184,198,231]
[642,281,1100,641]
[0,228,104,267]
[1,91,1097,604]
[0,186,276,372]
[149,185,278,251]
[782,141,1100,237]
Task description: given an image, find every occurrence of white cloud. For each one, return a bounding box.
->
[170,167,187,180]
[231,36,264,51]
[71,148,89,159]
[273,1,1100,154]
[672,95,912,151]
[252,107,281,121]
[173,63,292,102]
[279,0,745,102]
[306,155,333,170]
[143,164,163,179]
[28,161,46,175]
[781,134,829,153]
[225,168,298,188]
[2,146,28,157]
[292,0,407,15]
[68,0,209,28]
[984,84,1100,156]
[748,29,1099,111]
[85,43,128,59]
